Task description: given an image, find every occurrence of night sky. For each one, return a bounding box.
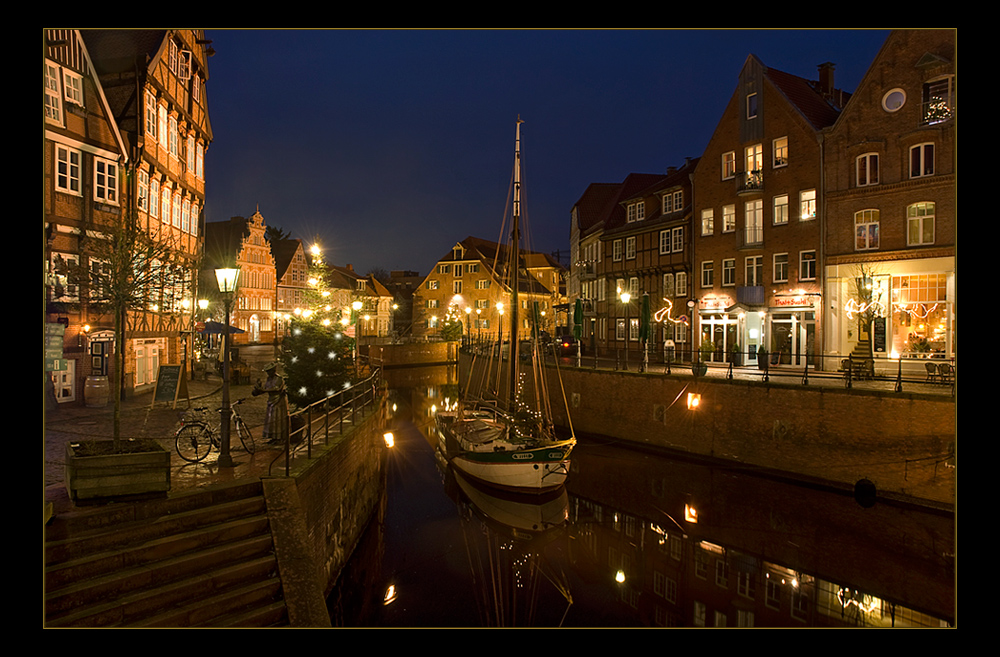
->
[202,29,891,276]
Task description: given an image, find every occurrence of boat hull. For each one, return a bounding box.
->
[449,440,574,494]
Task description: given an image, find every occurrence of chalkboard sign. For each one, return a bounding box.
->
[152,364,189,408]
[873,317,887,353]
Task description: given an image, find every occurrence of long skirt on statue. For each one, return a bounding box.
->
[263,395,290,444]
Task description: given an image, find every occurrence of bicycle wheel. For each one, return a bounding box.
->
[175,423,213,462]
[236,418,256,455]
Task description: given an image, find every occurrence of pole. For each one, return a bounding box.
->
[218,296,234,467]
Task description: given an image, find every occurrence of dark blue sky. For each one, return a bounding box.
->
[202,29,890,276]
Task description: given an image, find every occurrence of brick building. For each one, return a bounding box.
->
[202,211,278,345]
[44,29,212,403]
[44,30,129,405]
[414,237,565,341]
[822,30,956,373]
[692,55,848,368]
[598,161,698,364]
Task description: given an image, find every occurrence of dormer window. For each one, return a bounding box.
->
[627,201,644,223]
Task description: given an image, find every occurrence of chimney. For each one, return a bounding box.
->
[346,263,354,271]
[817,62,835,96]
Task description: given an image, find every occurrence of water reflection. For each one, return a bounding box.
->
[330,367,954,628]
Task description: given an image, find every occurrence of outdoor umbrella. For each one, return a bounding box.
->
[199,320,245,334]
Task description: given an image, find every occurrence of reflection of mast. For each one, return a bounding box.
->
[451,467,573,627]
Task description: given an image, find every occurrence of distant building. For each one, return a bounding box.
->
[414,237,566,341]
[202,211,277,345]
[272,238,312,339]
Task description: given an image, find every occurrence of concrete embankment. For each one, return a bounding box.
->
[459,352,956,508]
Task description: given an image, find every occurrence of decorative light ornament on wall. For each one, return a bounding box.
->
[654,298,689,325]
[844,298,886,320]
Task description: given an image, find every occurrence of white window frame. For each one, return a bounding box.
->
[772,136,788,168]
[45,60,63,124]
[94,157,118,204]
[613,239,622,262]
[672,227,684,253]
[773,194,789,225]
[856,152,880,187]
[907,202,936,246]
[745,255,763,287]
[659,229,671,255]
[158,104,168,151]
[676,271,687,297]
[773,253,789,283]
[723,204,736,233]
[799,251,817,282]
[910,143,935,178]
[63,69,84,107]
[722,151,736,180]
[145,91,158,140]
[149,178,160,219]
[196,142,204,179]
[137,168,149,211]
[55,144,81,195]
[701,261,714,288]
[855,209,880,251]
[701,209,714,236]
[722,258,736,287]
[799,189,817,221]
[49,252,79,302]
[625,236,636,260]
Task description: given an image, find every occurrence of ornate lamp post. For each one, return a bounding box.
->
[620,290,631,371]
[215,267,240,468]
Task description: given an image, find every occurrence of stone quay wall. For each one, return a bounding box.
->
[461,354,956,507]
[262,397,390,624]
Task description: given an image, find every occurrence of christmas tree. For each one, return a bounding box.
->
[280,244,356,408]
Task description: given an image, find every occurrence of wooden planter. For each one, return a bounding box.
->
[65,441,171,502]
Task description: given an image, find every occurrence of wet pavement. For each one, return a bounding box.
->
[44,372,284,517]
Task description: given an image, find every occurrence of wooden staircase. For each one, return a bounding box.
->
[44,481,288,628]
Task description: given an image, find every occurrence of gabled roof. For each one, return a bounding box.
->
[765,64,849,131]
[271,238,305,281]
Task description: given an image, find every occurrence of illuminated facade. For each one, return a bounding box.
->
[44,30,212,401]
[414,237,565,341]
[822,30,956,373]
[203,211,277,345]
[692,56,845,369]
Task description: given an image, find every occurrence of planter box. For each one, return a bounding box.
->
[65,441,171,502]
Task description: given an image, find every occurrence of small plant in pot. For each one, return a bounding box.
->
[757,344,769,370]
[692,339,713,376]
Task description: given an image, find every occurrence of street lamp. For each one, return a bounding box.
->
[215,267,240,468]
[620,290,631,371]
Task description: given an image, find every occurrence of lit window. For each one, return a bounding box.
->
[855,210,880,250]
[907,202,935,245]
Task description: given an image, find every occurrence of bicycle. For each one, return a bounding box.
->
[174,397,257,463]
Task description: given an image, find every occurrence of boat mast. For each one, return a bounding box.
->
[509,117,523,406]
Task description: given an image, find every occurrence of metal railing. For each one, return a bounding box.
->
[268,367,382,477]
[460,339,957,397]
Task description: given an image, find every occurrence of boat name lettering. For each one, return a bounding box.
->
[512,453,535,461]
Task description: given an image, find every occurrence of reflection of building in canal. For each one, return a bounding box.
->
[568,495,952,628]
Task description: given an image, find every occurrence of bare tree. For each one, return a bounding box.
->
[71,212,193,450]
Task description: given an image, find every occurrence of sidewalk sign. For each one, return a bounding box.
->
[152,364,189,409]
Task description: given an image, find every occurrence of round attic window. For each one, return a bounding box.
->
[882,88,906,112]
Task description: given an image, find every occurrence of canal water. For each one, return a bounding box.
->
[326,369,955,628]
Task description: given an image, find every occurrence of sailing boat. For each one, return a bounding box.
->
[436,118,576,494]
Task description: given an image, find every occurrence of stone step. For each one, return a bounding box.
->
[45,496,267,567]
[45,554,281,627]
[45,514,272,593]
[134,578,285,628]
[45,533,276,620]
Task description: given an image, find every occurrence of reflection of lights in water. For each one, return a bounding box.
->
[384,584,397,605]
